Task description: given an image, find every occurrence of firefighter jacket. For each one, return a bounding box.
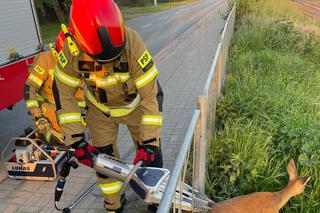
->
[24,50,85,124]
[54,27,163,145]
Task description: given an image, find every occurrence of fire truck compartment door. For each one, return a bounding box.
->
[0,0,41,65]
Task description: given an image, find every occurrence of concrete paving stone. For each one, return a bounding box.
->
[33,193,52,207]
[19,181,45,192]
[15,193,44,207]
[42,181,58,188]
[84,182,97,189]
[78,196,97,208]
[90,202,104,209]
[170,134,183,142]
[6,197,28,205]
[164,149,180,160]
[38,187,55,194]
[49,208,61,213]
[46,200,70,209]
[17,205,41,213]
[166,143,183,150]
[39,207,58,213]
[73,208,95,213]
[0,190,11,199]
[163,161,176,170]
[166,121,178,127]
[88,176,97,184]
[161,136,171,142]
[87,187,101,197]
[64,184,85,195]
[0,198,11,204]
[69,171,93,178]
[0,202,9,212]
[1,179,24,186]
[0,183,20,191]
[68,177,91,184]
[87,208,106,213]
[60,193,77,202]
[171,129,187,135]
[163,131,174,137]
[45,199,56,208]
[3,204,20,213]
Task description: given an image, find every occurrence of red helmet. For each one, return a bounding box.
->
[55,30,66,52]
[70,0,126,62]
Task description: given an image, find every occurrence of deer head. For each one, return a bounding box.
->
[286,159,311,197]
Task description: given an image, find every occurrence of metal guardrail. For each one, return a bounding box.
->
[157,4,236,212]
[157,110,200,213]
[195,3,236,192]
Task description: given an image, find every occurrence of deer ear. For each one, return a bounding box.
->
[300,176,311,186]
[288,159,298,182]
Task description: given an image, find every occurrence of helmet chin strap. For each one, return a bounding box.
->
[95,58,113,64]
[95,49,124,64]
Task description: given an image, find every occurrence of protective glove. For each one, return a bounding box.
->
[133,145,157,167]
[45,129,64,146]
[72,139,99,168]
[34,116,51,133]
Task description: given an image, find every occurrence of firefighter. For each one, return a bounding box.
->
[53,0,164,212]
[24,30,85,145]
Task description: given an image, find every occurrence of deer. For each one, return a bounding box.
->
[211,159,311,213]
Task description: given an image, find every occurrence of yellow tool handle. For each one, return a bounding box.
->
[50,129,64,144]
[61,24,79,56]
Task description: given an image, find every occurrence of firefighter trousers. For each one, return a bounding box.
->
[85,100,161,210]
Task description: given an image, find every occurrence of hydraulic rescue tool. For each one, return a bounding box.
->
[1,128,67,181]
[54,149,214,212]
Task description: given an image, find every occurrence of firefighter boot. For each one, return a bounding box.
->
[106,194,127,213]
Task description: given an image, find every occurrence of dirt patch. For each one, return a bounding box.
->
[292,0,320,19]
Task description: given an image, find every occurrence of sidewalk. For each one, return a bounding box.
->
[0,4,226,212]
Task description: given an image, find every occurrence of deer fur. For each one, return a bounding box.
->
[211,159,311,213]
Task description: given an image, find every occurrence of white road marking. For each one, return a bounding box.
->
[141,24,151,29]
[161,16,169,20]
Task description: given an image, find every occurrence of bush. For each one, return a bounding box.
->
[132,0,151,6]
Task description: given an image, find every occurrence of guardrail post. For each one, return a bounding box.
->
[194,95,207,193]
[217,52,222,94]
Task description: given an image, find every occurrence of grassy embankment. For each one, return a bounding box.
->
[40,0,197,44]
[206,0,320,212]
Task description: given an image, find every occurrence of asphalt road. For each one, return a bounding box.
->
[0,0,227,157]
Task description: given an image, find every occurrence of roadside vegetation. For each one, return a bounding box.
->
[206,0,320,212]
[37,0,197,43]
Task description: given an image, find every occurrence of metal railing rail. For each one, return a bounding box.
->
[157,3,236,212]
[157,110,200,213]
[195,3,236,193]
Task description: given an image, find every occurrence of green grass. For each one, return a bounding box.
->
[40,22,60,44]
[207,0,320,212]
[40,0,197,43]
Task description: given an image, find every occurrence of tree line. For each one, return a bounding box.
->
[35,0,175,24]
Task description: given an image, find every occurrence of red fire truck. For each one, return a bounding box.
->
[0,0,43,110]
